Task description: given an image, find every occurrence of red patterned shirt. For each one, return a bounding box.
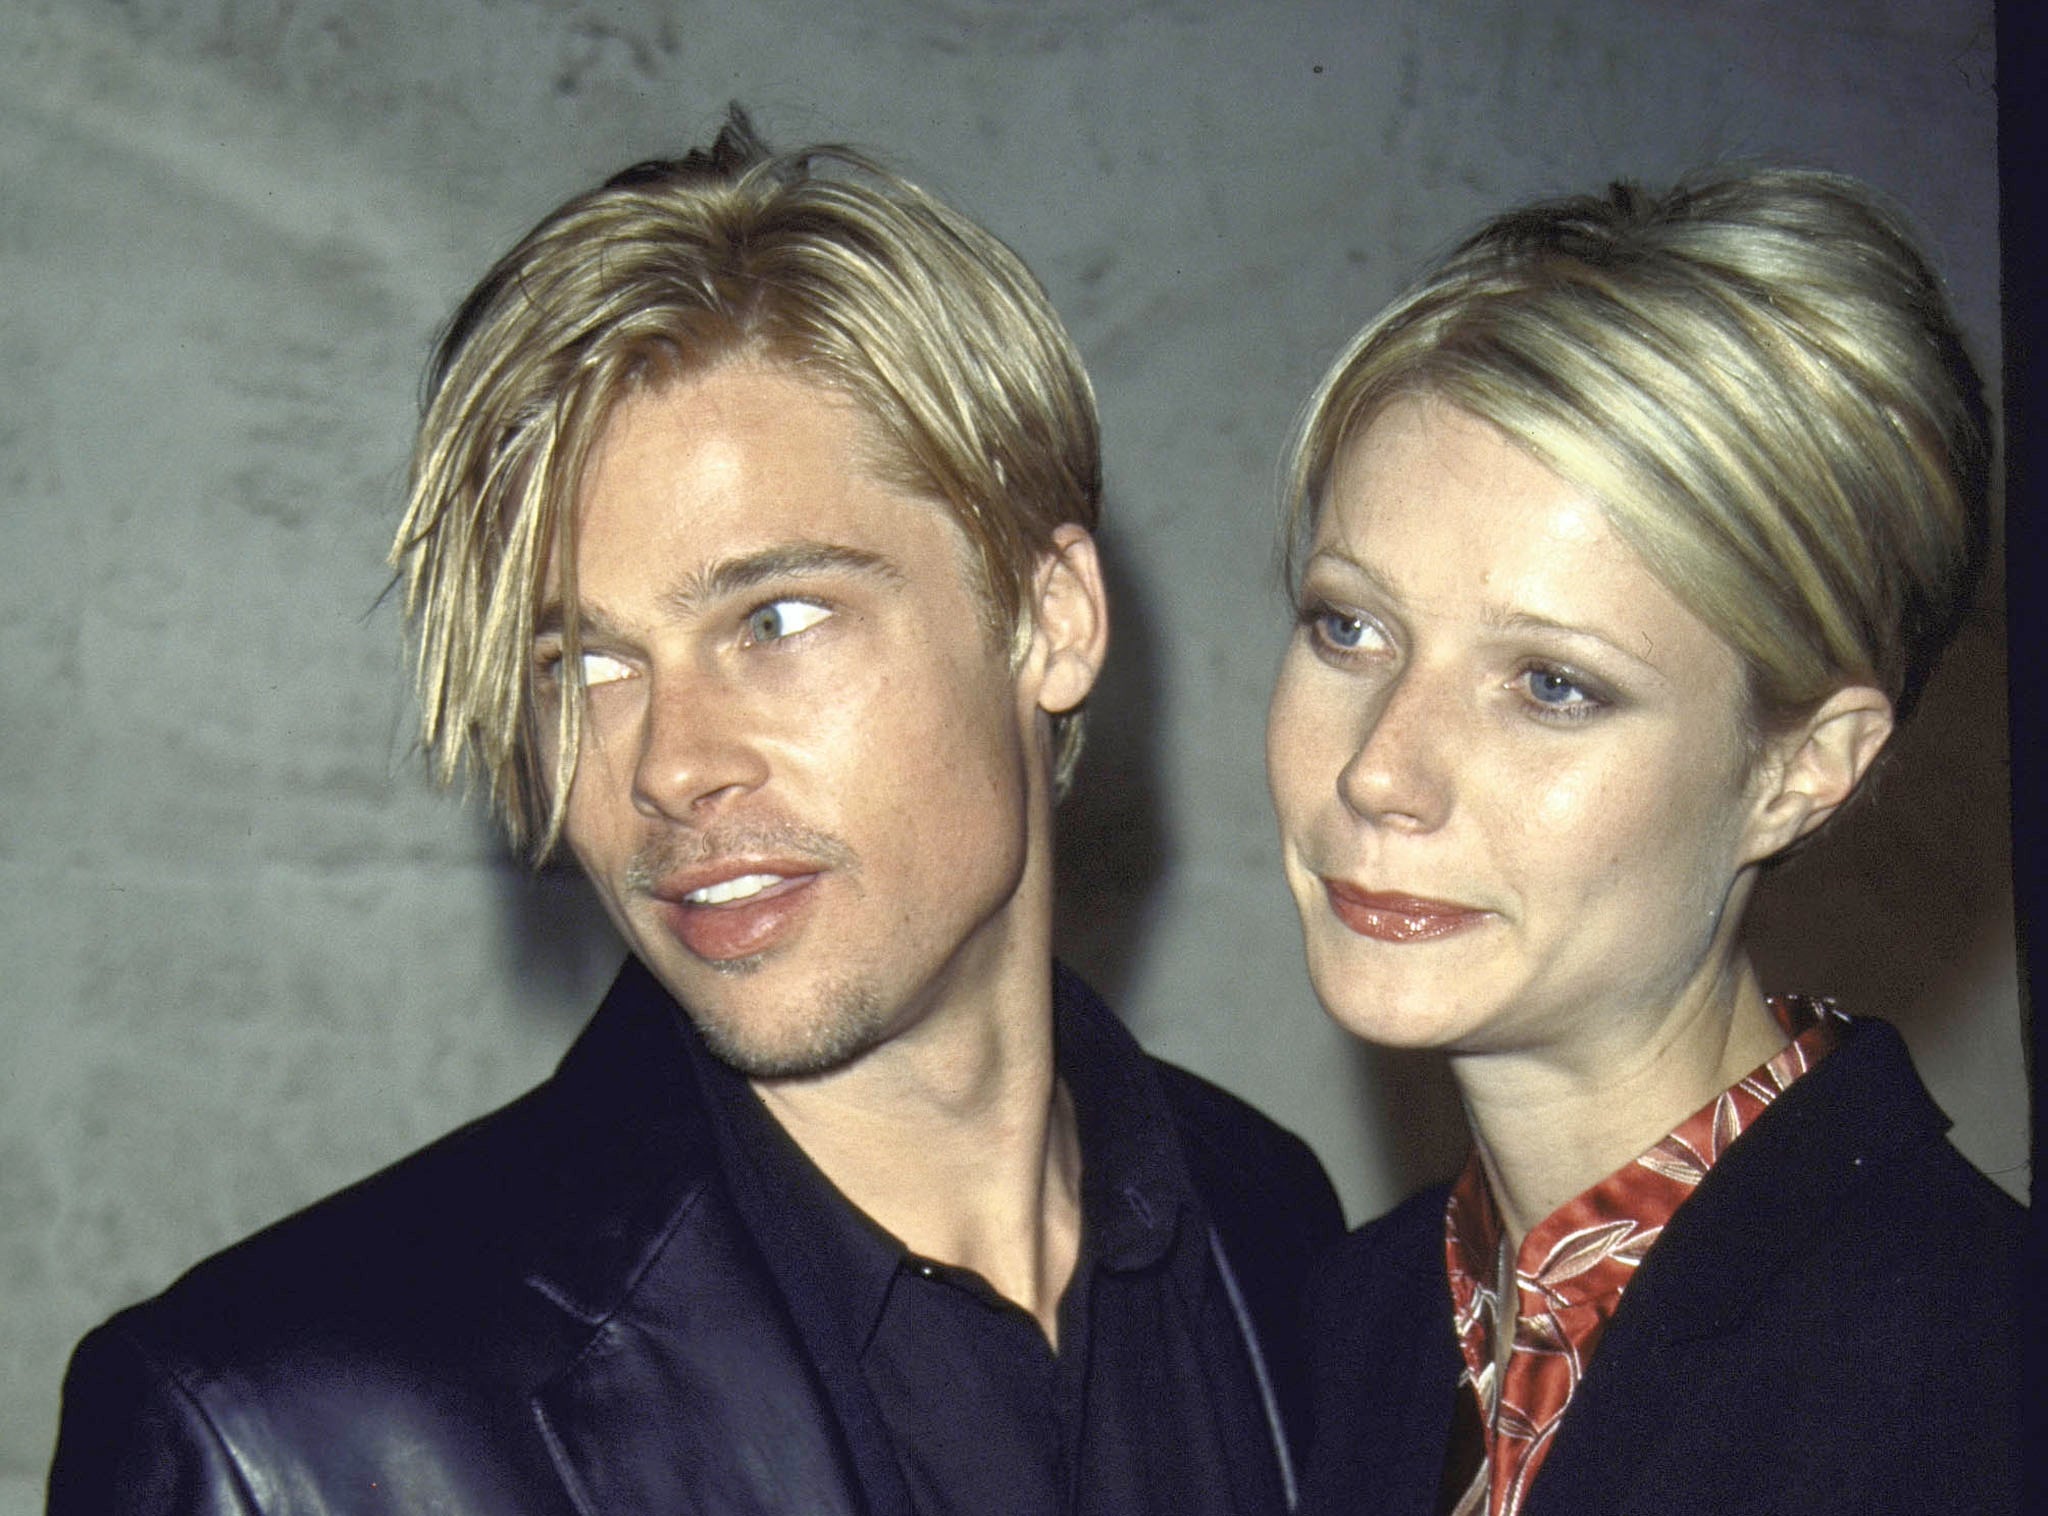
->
[1439,996,1848,1516]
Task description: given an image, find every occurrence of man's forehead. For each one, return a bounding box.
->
[532,362,1007,636]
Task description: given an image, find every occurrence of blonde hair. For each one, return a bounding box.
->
[392,109,1101,855]
[1286,167,1990,737]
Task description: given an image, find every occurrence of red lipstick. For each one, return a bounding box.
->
[1323,882,1490,943]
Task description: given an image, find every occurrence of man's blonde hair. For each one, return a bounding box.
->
[1286,167,1990,739]
[392,110,1101,854]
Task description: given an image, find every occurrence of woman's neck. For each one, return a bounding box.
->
[1454,954,1788,1247]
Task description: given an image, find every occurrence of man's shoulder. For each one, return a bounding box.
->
[52,1076,609,1510]
[1303,1182,1447,1331]
[1144,1053,1345,1251]
[98,1082,589,1385]
[79,979,725,1396]
[1148,1057,1325,1182]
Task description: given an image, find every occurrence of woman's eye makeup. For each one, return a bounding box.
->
[1515,662,1610,720]
[743,598,833,645]
[1299,598,1388,659]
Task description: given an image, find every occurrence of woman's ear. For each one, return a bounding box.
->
[1740,685,1895,863]
[1022,523,1110,717]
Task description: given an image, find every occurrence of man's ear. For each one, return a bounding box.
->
[1740,684,1894,863]
[1022,523,1110,716]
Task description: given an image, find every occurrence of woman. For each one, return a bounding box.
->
[1266,169,2021,1516]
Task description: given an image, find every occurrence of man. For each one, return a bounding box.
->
[50,111,1342,1514]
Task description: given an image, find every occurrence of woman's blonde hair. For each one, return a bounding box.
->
[1286,167,1990,739]
[392,109,1101,855]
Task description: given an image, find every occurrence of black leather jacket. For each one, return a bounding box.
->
[50,959,1343,1514]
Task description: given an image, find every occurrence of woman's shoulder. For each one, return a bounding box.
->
[1763,1011,2024,1247]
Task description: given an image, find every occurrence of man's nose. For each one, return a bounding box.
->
[630,669,771,820]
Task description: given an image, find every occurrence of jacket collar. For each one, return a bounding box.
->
[1597,1015,1948,1342]
[1526,1014,1950,1516]
[518,956,875,1515]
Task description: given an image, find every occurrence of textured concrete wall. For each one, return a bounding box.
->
[1,0,2019,1499]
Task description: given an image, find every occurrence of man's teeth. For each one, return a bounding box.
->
[684,873,784,906]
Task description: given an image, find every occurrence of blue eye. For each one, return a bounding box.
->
[745,599,832,644]
[1520,665,1603,717]
[1320,612,1366,648]
[1303,602,1384,657]
[532,645,632,690]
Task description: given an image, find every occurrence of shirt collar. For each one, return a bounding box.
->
[1053,961,1198,1275]
[684,961,1198,1354]
[1449,994,1849,1298]
[1442,993,1848,1516]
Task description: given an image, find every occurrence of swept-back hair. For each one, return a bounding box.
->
[1286,167,1990,738]
[393,108,1100,854]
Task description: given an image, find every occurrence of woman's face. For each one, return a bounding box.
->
[1266,397,1778,1064]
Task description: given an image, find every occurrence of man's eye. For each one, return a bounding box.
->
[579,652,635,687]
[744,599,833,644]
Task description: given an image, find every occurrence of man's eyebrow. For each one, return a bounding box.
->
[531,542,905,643]
[661,542,904,618]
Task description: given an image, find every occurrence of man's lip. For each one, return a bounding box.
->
[648,860,823,905]
[646,861,827,963]
[1321,881,1491,943]
[647,864,823,958]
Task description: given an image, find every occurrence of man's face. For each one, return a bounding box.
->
[536,363,1076,1078]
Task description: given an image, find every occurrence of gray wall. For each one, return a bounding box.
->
[1,0,2022,1500]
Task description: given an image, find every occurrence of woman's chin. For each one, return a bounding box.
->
[1309,978,1481,1052]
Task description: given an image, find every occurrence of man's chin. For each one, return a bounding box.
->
[681,981,893,1084]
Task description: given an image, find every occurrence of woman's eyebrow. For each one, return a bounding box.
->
[1479,606,1667,676]
[1303,545,1403,601]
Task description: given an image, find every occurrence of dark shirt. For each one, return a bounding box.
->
[49,955,1337,1516]
[693,968,1284,1516]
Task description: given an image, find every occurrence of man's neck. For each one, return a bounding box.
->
[751,968,1083,1345]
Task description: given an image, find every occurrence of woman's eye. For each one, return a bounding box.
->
[1304,602,1384,656]
[744,599,833,644]
[1520,665,1602,716]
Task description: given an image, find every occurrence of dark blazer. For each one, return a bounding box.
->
[51,958,1343,1515]
[1297,1016,2024,1516]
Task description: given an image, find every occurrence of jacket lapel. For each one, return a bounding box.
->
[1525,1018,1948,1515]
[530,1187,868,1515]
[515,959,872,1515]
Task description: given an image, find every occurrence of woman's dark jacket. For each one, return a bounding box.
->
[1297,1015,2024,1516]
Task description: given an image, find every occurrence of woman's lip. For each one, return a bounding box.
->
[1322,881,1491,943]
[651,872,821,962]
